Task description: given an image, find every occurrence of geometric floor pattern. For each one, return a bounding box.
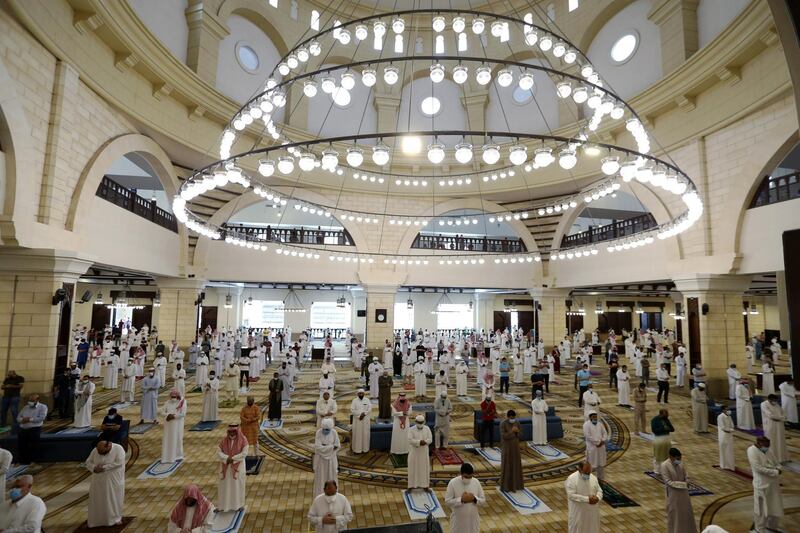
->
[25,353,800,532]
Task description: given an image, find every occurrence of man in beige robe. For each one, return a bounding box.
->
[660,448,697,533]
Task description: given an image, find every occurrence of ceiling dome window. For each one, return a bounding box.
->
[420,96,441,116]
[236,43,260,73]
[610,32,639,64]
[512,86,534,105]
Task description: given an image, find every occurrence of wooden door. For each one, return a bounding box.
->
[493,311,509,331]
[687,297,701,367]
[91,303,111,332]
[132,305,152,331]
[201,306,218,330]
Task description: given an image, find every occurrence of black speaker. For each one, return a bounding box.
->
[356,309,366,317]
[702,303,709,315]
[565,299,572,308]
[78,290,93,303]
[52,288,68,306]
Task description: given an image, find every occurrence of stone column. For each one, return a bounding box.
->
[185,0,230,84]
[373,92,401,132]
[154,278,206,347]
[460,85,489,134]
[350,288,366,337]
[363,284,397,350]
[0,249,92,398]
[473,292,493,333]
[674,274,750,397]
[529,288,570,350]
[776,271,790,338]
[648,0,700,75]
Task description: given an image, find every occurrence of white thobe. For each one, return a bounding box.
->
[74,381,95,427]
[675,356,686,386]
[435,374,447,397]
[167,504,215,533]
[383,347,393,369]
[735,384,755,430]
[319,376,335,397]
[726,368,741,400]
[444,476,486,533]
[583,390,601,419]
[523,351,533,374]
[321,363,337,376]
[760,401,787,463]
[414,363,427,397]
[313,429,340,496]
[307,493,353,533]
[155,357,168,386]
[160,398,187,463]
[0,493,46,532]
[717,412,735,470]
[513,357,524,383]
[747,445,783,524]
[140,375,160,421]
[407,425,432,489]
[103,355,119,389]
[121,365,136,402]
[761,364,775,395]
[85,443,126,527]
[779,382,798,423]
[617,370,630,405]
[316,398,338,428]
[201,379,220,421]
[456,364,468,396]
[216,444,247,511]
[368,363,382,399]
[350,397,372,454]
[0,448,11,505]
[583,420,608,471]
[531,398,549,445]
[390,404,413,454]
[172,368,186,397]
[565,471,603,533]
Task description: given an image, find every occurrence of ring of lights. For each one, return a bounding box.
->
[175,9,704,265]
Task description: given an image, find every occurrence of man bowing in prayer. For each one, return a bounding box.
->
[168,484,214,533]
[307,480,353,533]
[85,440,125,527]
[500,410,524,492]
[565,461,603,533]
[583,412,608,481]
[217,424,248,512]
[161,389,187,464]
[139,367,160,425]
[445,463,485,533]
[660,448,697,533]
[350,389,371,454]
[240,396,262,457]
[267,372,284,421]
[407,415,432,491]
[313,418,340,497]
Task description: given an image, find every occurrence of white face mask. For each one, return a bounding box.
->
[416,422,424,428]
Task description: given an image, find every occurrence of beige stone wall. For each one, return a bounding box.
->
[155,288,200,348]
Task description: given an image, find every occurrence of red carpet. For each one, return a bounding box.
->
[403,383,416,391]
[433,447,464,466]
[713,464,753,481]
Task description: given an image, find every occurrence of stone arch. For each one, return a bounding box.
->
[217,0,290,57]
[576,0,637,53]
[192,187,371,268]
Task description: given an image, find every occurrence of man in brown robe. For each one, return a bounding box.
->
[378,370,394,419]
[239,396,261,456]
[660,448,697,533]
[500,409,524,492]
[267,372,284,421]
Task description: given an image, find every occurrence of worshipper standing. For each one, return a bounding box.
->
[407,415,432,491]
[316,391,338,429]
[368,359,382,400]
[268,372,284,421]
[651,409,675,469]
[726,364,741,400]
[278,362,292,402]
[565,461,602,533]
[85,440,125,527]
[736,380,755,430]
[307,479,353,533]
[390,392,413,455]
[531,390,549,445]
[498,357,510,394]
[0,445,11,504]
[319,372,335,398]
[747,437,783,533]
[172,363,186,398]
[195,352,209,389]
[456,360,468,397]
[691,383,709,433]
[582,384,601,420]
[660,448,697,533]
[103,351,120,389]
[444,463,485,533]
[633,382,648,435]
[499,410,524,492]
[617,365,631,407]
[576,365,591,407]
[433,392,452,449]
[154,352,168,386]
[0,475,46,532]
[413,357,427,399]
[217,424,248,511]
[435,369,448,398]
[121,360,136,403]
[73,375,96,428]
[481,370,495,401]
[313,418,340,497]
[377,370,393,419]
[16,394,47,466]
[583,412,608,481]
[53,367,75,419]
[237,352,251,391]
[240,396,261,457]
[761,361,775,396]
[140,367,161,424]
[531,366,546,400]
[479,395,497,449]
[201,371,220,423]
[168,484,214,533]
[100,407,125,445]
[161,389,187,463]
[692,363,707,388]
[675,352,686,387]
[350,389,371,454]
[513,352,524,384]
[760,394,787,463]
[779,380,798,425]
[224,361,240,405]
[656,363,670,404]
[717,405,735,470]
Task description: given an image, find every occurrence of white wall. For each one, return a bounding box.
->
[0,150,5,216]
[127,0,189,63]
[737,199,800,274]
[697,0,751,48]
[396,77,467,146]
[485,62,560,134]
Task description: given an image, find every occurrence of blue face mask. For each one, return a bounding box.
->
[581,473,590,481]
[9,488,23,501]
[672,460,682,466]
[322,429,330,435]
[760,446,769,454]
[591,420,598,425]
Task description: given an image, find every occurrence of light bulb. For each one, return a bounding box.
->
[482,143,500,165]
[373,20,386,37]
[583,143,601,157]
[524,30,538,46]
[298,153,316,171]
[534,147,554,167]
[564,49,577,64]
[346,147,363,167]
[321,149,339,170]
[248,104,262,119]
[490,20,504,37]
[572,86,588,104]
[297,47,309,62]
[271,90,286,107]
[427,142,445,164]
[552,42,566,57]
[475,66,491,85]
[539,35,553,51]
[309,40,321,56]
[303,80,318,97]
[452,65,468,84]
[401,135,422,154]
[472,17,485,34]
[321,77,336,94]
[429,63,445,83]
[355,25,368,41]
[610,104,625,120]
[559,149,578,169]
[233,118,245,130]
[340,72,355,90]
[581,64,594,78]
[636,163,653,183]
[277,62,290,75]
[452,16,465,33]
[332,87,351,106]
[497,69,513,87]
[509,145,527,166]
[518,72,534,91]
[454,143,473,164]
[372,143,390,166]
[383,66,399,85]
[258,159,275,177]
[557,82,572,98]
[287,54,298,69]
[620,160,638,182]
[361,69,377,87]
[601,156,620,175]
[587,92,602,109]
[277,156,294,174]
[432,16,446,32]
[392,17,405,33]
[337,29,351,45]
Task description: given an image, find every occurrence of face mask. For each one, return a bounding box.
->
[591,420,598,425]
[322,429,331,435]
[416,423,424,428]
[149,373,154,377]
[581,474,590,481]
[760,447,769,454]
[28,401,37,407]
[672,460,682,466]
[508,418,516,423]
[9,488,23,501]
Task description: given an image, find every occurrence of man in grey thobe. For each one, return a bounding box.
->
[139,367,161,424]
[433,392,452,449]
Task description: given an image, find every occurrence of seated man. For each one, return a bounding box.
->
[100,407,125,444]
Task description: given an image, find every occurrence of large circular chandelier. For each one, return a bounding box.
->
[172,8,703,266]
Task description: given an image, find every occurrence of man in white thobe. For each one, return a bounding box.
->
[531,390,549,445]
[717,405,735,470]
[74,376,95,428]
[0,447,12,505]
[368,360,382,400]
[320,357,336,377]
[617,366,631,406]
[316,392,338,429]
[582,385,601,419]
[140,368,160,424]
[224,362,240,404]
[583,412,608,481]
[407,415,432,490]
[760,395,787,463]
[350,390,371,454]
[390,393,413,455]
[103,352,119,389]
[675,353,686,387]
[85,440,125,527]
[195,353,209,389]
[154,354,168,386]
[565,461,603,533]
[307,480,353,533]
[444,463,485,533]
[172,363,186,398]
[201,372,220,422]
[160,390,187,463]
[747,437,783,533]
[456,360,468,396]
[121,361,136,403]
[217,425,248,512]
[313,418,340,497]
[736,380,755,430]
[435,370,447,398]
[278,362,291,401]
[0,475,46,532]
[414,358,427,399]
[319,373,335,398]
[433,392,452,449]
[779,380,798,424]
[726,365,741,400]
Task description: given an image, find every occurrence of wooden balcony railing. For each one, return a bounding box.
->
[749,172,800,208]
[561,212,657,248]
[411,233,527,252]
[222,223,355,246]
[95,176,178,233]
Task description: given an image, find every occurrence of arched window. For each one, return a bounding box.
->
[310,9,320,30]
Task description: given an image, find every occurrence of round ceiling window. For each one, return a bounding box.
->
[512,86,534,105]
[610,32,639,64]
[420,96,441,116]
[236,43,260,72]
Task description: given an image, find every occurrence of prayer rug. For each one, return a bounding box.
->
[737,427,765,437]
[56,426,95,434]
[500,393,523,402]
[371,399,379,405]
[190,420,220,431]
[528,443,569,461]
[644,471,713,496]
[606,442,624,452]
[282,400,292,407]
[108,401,133,411]
[432,447,463,466]
[245,455,263,475]
[129,423,155,434]
[463,444,502,465]
[495,488,552,515]
[189,386,202,393]
[713,465,753,481]
[389,453,408,468]
[414,403,434,412]
[780,461,800,474]
[247,376,260,383]
[457,396,475,402]
[72,516,134,532]
[598,480,640,508]
[403,383,416,391]
[260,419,284,431]
[137,459,183,479]
[636,432,655,442]
[646,387,659,393]
[5,464,27,480]
[211,508,246,533]
[402,489,447,520]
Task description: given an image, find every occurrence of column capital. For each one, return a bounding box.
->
[153,276,208,291]
[0,248,93,280]
[373,93,402,109]
[672,274,751,294]
[648,0,700,26]
[357,268,406,292]
[528,287,570,300]
[184,2,229,40]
